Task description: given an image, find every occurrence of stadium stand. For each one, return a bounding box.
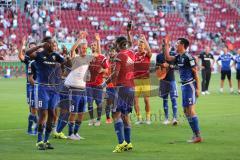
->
[0,0,240,62]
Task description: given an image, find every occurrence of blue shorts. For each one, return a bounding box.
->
[181,81,197,107]
[159,80,178,98]
[27,83,36,108]
[106,87,117,101]
[86,86,103,105]
[34,84,60,110]
[58,85,70,110]
[69,89,86,113]
[26,83,32,105]
[113,86,134,115]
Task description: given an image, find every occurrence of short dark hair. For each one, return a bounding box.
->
[28,42,36,46]
[177,38,189,49]
[42,36,52,43]
[115,36,128,50]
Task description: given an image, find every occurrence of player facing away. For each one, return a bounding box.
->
[26,36,66,150]
[86,33,108,126]
[133,34,152,125]
[63,31,92,140]
[104,46,118,124]
[217,47,234,93]
[18,37,38,135]
[156,49,178,125]
[234,49,240,94]
[106,36,135,152]
[198,46,215,95]
[164,36,203,143]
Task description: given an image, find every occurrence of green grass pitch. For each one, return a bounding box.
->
[0,74,240,160]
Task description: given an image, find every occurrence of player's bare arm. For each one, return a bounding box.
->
[192,66,200,97]
[25,42,47,59]
[164,35,175,62]
[211,56,215,70]
[126,21,133,47]
[29,74,34,86]
[140,34,152,58]
[95,33,102,55]
[70,31,87,58]
[18,37,27,61]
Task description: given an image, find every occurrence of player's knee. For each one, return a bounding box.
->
[122,114,130,123]
[31,108,37,115]
[144,99,149,104]
[185,107,196,116]
[75,120,81,125]
[112,112,121,121]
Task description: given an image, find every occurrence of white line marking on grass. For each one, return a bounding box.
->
[0,128,24,132]
[0,113,239,132]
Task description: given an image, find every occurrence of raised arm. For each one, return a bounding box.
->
[18,37,26,61]
[25,43,46,59]
[95,33,102,55]
[127,21,133,47]
[163,35,175,62]
[104,56,121,86]
[70,31,87,58]
[140,34,152,58]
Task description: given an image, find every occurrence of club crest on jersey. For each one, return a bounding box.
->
[52,55,56,61]
[126,57,134,65]
[43,56,47,60]
[181,58,184,63]
[190,59,195,66]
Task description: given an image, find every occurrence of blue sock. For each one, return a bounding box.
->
[163,98,169,119]
[88,105,94,119]
[56,120,67,133]
[68,122,74,136]
[74,121,82,134]
[124,126,131,143]
[37,124,44,142]
[28,113,34,132]
[97,104,102,121]
[33,114,38,123]
[171,97,177,119]
[44,129,51,143]
[187,116,195,134]
[56,118,61,131]
[105,105,111,119]
[114,118,124,144]
[192,116,200,136]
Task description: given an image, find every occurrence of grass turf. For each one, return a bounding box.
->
[0,74,240,160]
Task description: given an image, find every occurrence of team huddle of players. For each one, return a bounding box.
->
[18,24,240,152]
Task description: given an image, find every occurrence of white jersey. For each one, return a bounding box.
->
[64,55,92,88]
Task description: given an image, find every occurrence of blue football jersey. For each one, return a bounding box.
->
[156,52,175,81]
[217,53,234,71]
[235,55,240,70]
[28,60,37,80]
[175,52,196,82]
[35,50,65,85]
